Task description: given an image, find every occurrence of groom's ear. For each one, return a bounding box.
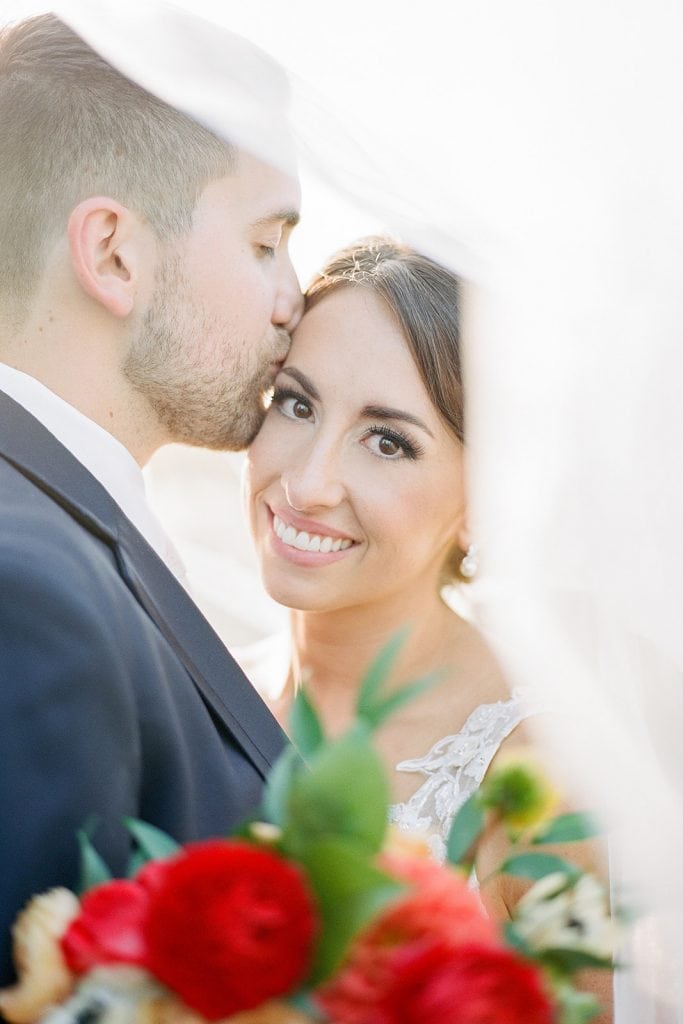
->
[67,197,150,318]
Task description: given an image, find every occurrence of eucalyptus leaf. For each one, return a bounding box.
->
[446,792,485,866]
[364,672,441,729]
[263,743,304,828]
[289,689,325,759]
[123,818,180,862]
[532,812,602,845]
[76,829,112,893]
[299,837,405,983]
[499,852,581,881]
[285,732,389,857]
[356,628,410,721]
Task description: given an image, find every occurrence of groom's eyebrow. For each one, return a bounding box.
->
[362,405,435,438]
[280,367,320,400]
[253,208,300,229]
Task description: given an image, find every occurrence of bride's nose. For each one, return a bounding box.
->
[281,442,345,512]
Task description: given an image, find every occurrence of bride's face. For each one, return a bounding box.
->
[245,286,467,613]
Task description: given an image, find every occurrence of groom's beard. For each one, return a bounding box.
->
[123,255,289,451]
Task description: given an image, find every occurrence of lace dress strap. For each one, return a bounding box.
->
[388,692,535,861]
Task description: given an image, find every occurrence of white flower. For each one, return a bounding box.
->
[513,871,615,959]
[41,967,166,1024]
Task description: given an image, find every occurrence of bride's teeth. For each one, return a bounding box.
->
[274,515,353,553]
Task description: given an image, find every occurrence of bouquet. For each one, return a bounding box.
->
[0,639,616,1024]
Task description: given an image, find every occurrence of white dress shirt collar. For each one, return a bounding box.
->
[0,362,184,577]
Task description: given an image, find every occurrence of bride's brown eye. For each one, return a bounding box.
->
[293,400,311,419]
[378,436,400,456]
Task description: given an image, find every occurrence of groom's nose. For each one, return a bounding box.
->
[272,253,304,334]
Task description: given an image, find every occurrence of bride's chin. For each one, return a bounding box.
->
[260,572,342,614]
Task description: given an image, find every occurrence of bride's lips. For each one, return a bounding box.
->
[266,506,358,567]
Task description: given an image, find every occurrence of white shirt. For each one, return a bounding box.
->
[0,362,187,582]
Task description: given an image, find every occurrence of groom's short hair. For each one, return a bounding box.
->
[0,13,235,328]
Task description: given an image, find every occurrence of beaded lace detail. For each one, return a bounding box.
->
[388,694,529,861]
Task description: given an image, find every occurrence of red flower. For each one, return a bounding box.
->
[317,853,498,1024]
[144,841,317,1021]
[320,939,553,1024]
[380,941,555,1024]
[61,880,151,974]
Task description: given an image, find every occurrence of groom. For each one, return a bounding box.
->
[0,12,301,984]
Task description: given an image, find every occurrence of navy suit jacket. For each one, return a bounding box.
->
[0,391,286,985]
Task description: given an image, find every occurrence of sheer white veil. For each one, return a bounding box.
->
[39,0,683,1015]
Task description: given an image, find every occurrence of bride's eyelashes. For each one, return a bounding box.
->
[362,424,424,461]
[270,386,424,462]
[270,386,314,420]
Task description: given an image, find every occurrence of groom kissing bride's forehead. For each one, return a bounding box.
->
[0,9,301,986]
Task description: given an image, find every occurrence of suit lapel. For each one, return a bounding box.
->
[0,391,285,777]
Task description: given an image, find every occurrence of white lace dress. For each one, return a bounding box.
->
[389,694,529,861]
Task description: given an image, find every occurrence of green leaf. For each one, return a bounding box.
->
[554,982,602,1024]
[533,812,602,845]
[356,628,410,721]
[76,829,112,893]
[263,743,305,828]
[542,948,613,972]
[299,837,405,983]
[499,852,581,881]
[289,689,325,759]
[123,818,180,862]
[284,732,389,857]
[364,672,441,729]
[446,793,485,866]
[502,920,535,957]
[285,992,319,1016]
[125,848,148,878]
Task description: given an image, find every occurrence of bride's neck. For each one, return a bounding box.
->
[286,588,461,734]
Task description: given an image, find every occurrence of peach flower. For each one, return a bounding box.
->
[0,888,79,1023]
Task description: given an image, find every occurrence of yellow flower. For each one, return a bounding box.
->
[0,888,79,1023]
[382,824,433,860]
[480,747,561,833]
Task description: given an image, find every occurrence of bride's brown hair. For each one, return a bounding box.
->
[306,237,464,444]
[306,237,468,582]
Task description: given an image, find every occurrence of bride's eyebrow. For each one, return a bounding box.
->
[279,367,320,400]
[362,404,435,438]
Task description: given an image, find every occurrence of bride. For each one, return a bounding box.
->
[240,234,612,1016]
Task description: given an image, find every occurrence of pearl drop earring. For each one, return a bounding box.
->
[459,544,478,579]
